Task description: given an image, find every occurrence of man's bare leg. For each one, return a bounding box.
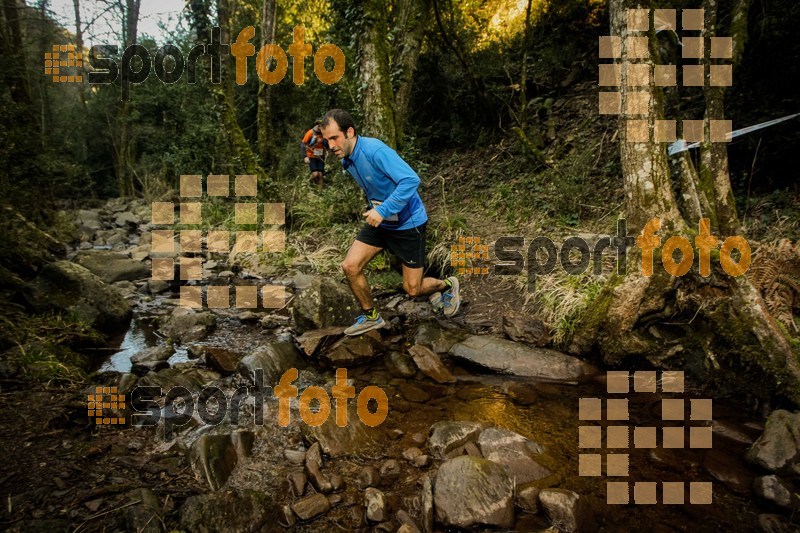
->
[342,240,383,310]
[402,265,447,297]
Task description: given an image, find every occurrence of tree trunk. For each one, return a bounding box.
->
[114,0,140,196]
[357,0,396,147]
[256,0,276,166]
[393,0,428,147]
[578,0,800,404]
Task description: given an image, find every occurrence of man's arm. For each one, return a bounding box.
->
[370,147,420,219]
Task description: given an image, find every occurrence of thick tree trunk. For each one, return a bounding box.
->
[256,0,276,166]
[357,0,396,147]
[393,0,428,147]
[580,0,800,404]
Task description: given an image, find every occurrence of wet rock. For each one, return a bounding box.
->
[137,366,220,391]
[411,432,427,446]
[330,474,345,492]
[380,459,402,484]
[703,448,755,494]
[320,331,383,367]
[385,351,417,378]
[464,441,482,457]
[746,410,800,474]
[413,455,432,468]
[284,449,305,465]
[421,474,434,533]
[428,421,488,459]
[278,504,296,528]
[291,277,358,332]
[413,322,470,354]
[479,427,544,456]
[291,493,331,521]
[502,312,550,346]
[238,341,306,384]
[179,490,271,532]
[754,475,793,507]
[396,510,421,533]
[232,430,255,457]
[296,327,346,356]
[306,442,323,468]
[365,488,389,522]
[288,472,306,497]
[305,460,332,493]
[501,381,539,405]
[259,314,291,329]
[24,261,132,333]
[74,250,150,283]
[190,434,239,491]
[148,279,170,294]
[114,211,139,227]
[538,489,596,533]
[237,311,261,323]
[403,447,423,462]
[712,420,758,446]
[301,403,381,457]
[130,345,174,375]
[450,336,597,383]
[434,456,514,529]
[758,513,793,533]
[125,488,162,533]
[204,347,239,375]
[408,345,456,383]
[160,307,216,343]
[357,466,381,489]
[515,484,540,513]
[399,383,431,403]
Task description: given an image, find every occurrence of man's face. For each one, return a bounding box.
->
[321,121,356,159]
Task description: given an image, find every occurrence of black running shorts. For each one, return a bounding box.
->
[355,223,427,268]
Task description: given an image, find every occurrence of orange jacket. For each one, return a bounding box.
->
[302,127,325,159]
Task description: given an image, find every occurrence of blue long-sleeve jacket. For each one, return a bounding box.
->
[342,136,428,231]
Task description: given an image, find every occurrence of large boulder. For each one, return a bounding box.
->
[159,308,216,343]
[477,427,550,486]
[290,277,358,332]
[450,335,597,383]
[24,261,131,333]
[434,456,514,529]
[427,421,489,459]
[301,402,382,458]
[538,489,596,533]
[318,331,384,367]
[130,345,175,375]
[74,250,150,283]
[746,410,800,474]
[238,341,307,384]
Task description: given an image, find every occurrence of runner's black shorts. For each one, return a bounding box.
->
[308,158,324,173]
[355,223,427,268]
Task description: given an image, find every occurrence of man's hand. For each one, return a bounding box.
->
[304,156,310,164]
[362,208,384,227]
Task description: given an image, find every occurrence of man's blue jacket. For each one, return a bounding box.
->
[341,136,428,231]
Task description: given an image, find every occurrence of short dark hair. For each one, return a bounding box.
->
[321,109,355,134]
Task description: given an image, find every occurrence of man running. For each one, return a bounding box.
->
[301,120,326,188]
[319,109,460,336]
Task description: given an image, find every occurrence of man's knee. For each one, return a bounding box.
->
[403,282,421,297]
[342,260,360,278]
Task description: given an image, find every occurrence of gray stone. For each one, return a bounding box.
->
[403,447,423,462]
[306,442,323,469]
[115,211,139,227]
[147,279,170,294]
[278,504,296,528]
[130,345,175,375]
[284,449,305,465]
[125,488,162,533]
[464,441,482,457]
[301,402,381,457]
[385,351,417,378]
[421,474,433,533]
[238,342,306,384]
[305,460,332,494]
[746,410,800,474]
[396,300,436,321]
[502,312,550,346]
[190,434,239,491]
[291,277,358,332]
[365,488,389,522]
[291,493,330,521]
[357,466,381,489]
[538,489,596,533]
[396,510,420,533]
[259,314,291,329]
[413,323,469,354]
[754,475,793,507]
[288,472,306,497]
[450,335,597,383]
[412,455,432,468]
[319,331,383,367]
[380,459,401,484]
[138,367,221,391]
[24,261,132,334]
[409,345,456,383]
[515,485,540,513]
[434,456,514,529]
[74,250,150,283]
[428,421,488,459]
[159,308,216,343]
[179,490,271,532]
